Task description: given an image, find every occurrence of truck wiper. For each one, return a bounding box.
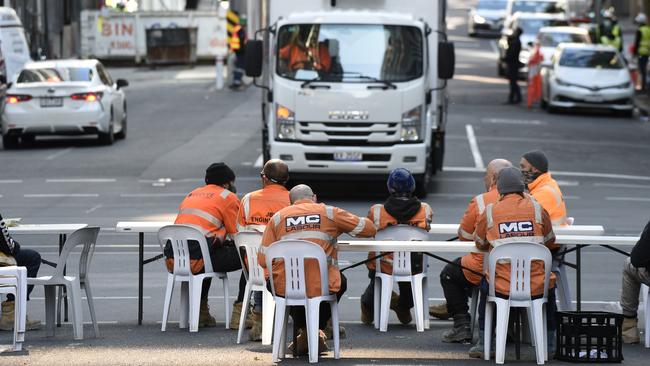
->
[300,76,332,89]
[354,75,397,90]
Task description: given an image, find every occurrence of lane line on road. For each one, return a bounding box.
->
[605,197,650,202]
[254,154,263,168]
[47,178,117,183]
[595,182,650,189]
[24,193,100,198]
[556,180,580,187]
[120,193,187,197]
[45,147,73,161]
[85,204,103,214]
[481,117,544,125]
[489,40,498,54]
[443,166,650,181]
[465,124,485,170]
[0,179,22,184]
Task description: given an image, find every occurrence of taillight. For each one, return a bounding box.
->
[6,94,32,104]
[71,92,103,102]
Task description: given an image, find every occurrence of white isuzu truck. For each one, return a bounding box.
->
[245,0,454,196]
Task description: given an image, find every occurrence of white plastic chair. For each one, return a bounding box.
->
[265,239,340,364]
[642,283,650,348]
[373,225,429,332]
[484,242,552,365]
[158,225,230,332]
[0,266,27,351]
[28,226,100,340]
[234,231,275,345]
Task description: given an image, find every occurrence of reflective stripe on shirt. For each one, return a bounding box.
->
[178,208,223,228]
[349,217,366,236]
[373,205,381,228]
[476,194,486,214]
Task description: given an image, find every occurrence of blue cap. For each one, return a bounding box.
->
[387,168,416,195]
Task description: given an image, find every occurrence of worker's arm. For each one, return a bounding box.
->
[258,216,279,271]
[541,208,558,251]
[222,193,241,235]
[421,203,433,231]
[531,189,558,217]
[474,212,490,251]
[236,193,250,231]
[458,197,479,241]
[334,206,376,238]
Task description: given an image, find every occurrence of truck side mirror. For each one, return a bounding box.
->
[438,41,455,80]
[245,40,264,78]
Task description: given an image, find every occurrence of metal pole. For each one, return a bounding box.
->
[138,232,144,325]
[216,57,224,89]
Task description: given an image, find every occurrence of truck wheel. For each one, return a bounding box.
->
[2,135,19,150]
[430,131,445,173]
[262,128,270,162]
[415,173,430,198]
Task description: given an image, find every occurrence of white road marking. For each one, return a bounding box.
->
[605,197,650,202]
[0,179,22,184]
[489,40,498,54]
[254,154,263,168]
[465,124,485,170]
[556,180,580,187]
[30,296,151,301]
[120,193,187,197]
[85,204,103,214]
[481,117,544,125]
[595,182,650,189]
[24,193,99,198]
[564,196,581,200]
[443,166,650,181]
[45,147,73,161]
[454,74,507,85]
[430,193,475,198]
[47,178,117,183]
[443,166,483,173]
[241,161,253,166]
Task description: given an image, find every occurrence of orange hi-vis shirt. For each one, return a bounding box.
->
[237,184,290,232]
[458,188,500,285]
[475,193,557,297]
[528,172,568,226]
[174,185,240,241]
[259,199,376,298]
[365,202,433,274]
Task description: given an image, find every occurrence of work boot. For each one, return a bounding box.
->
[468,332,495,359]
[442,314,472,343]
[622,317,640,344]
[429,302,450,320]
[0,300,41,331]
[288,328,328,356]
[229,301,253,330]
[199,298,216,328]
[390,291,412,325]
[360,300,373,325]
[324,318,346,339]
[248,310,262,341]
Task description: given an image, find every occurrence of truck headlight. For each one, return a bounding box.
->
[275,104,296,140]
[401,106,423,142]
[473,14,486,24]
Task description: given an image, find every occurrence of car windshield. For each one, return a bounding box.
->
[477,0,507,10]
[558,49,623,69]
[518,18,566,35]
[513,1,564,13]
[17,67,94,83]
[539,32,588,47]
[276,24,423,82]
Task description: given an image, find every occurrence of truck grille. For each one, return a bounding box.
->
[297,121,400,144]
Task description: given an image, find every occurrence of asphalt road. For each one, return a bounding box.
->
[1,1,649,364]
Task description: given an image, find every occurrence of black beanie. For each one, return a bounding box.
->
[497,167,525,195]
[522,150,548,173]
[205,162,235,185]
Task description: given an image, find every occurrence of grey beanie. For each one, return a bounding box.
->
[497,167,525,195]
[522,150,548,173]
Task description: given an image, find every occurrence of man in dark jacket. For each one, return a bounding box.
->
[0,213,42,330]
[620,220,650,343]
[505,27,523,104]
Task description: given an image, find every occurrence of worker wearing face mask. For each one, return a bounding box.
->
[519,150,568,226]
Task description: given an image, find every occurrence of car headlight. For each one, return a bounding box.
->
[401,106,423,142]
[613,81,631,89]
[554,78,572,87]
[275,104,296,140]
[473,14,486,24]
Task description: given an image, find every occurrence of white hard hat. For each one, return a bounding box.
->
[636,13,647,24]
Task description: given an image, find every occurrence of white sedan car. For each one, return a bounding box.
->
[536,26,591,66]
[1,59,128,149]
[541,44,634,115]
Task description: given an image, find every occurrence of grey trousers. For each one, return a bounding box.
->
[620,257,650,317]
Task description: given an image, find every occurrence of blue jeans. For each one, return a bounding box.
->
[7,248,41,301]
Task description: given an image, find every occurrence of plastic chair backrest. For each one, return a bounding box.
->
[487,242,552,301]
[158,225,214,275]
[264,239,328,300]
[234,231,265,285]
[55,227,100,278]
[374,225,429,276]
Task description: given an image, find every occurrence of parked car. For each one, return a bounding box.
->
[468,0,509,37]
[498,12,568,76]
[1,59,129,149]
[540,43,634,115]
[536,26,591,66]
[504,0,567,29]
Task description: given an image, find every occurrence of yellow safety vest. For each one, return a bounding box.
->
[639,26,650,56]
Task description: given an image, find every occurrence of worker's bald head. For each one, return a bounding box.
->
[262,159,289,186]
[289,184,315,204]
[484,159,512,191]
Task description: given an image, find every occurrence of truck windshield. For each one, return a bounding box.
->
[276,24,423,83]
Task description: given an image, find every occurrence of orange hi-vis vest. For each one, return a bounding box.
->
[237,184,290,232]
[458,188,500,285]
[475,193,557,296]
[169,185,240,273]
[259,199,376,298]
[528,172,568,226]
[365,202,432,274]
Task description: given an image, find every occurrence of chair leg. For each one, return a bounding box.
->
[643,284,650,348]
[532,301,546,365]
[495,301,510,364]
[222,275,230,330]
[14,269,26,351]
[423,276,430,330]
[56,286,63,327]
[330,301,340,359]
[379,277,392,332]
[189,278,203,332]
[272,299,286,362]
[83,282,100,338]
[161,275,175,331]
[279,302,289,359]
[44,285,57,337]
[484,301,494,361]
[66,280,84,340]
[262,289,275,345]
[555,266,573,311]
[306,300,321,363]
[237,281,252,344]
[411,276,425,332]
[179,281,189,329]
[470,287,479,342]
[373,277,381,329]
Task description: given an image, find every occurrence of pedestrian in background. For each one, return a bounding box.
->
[527,40,544,108]
[504,27,523,104]
[634,13,650,92]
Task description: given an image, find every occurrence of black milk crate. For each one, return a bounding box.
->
[556,311,623,363]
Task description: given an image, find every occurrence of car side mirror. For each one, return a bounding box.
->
[116,79,129,89]
[527,41,533,47]
[245,40,263,78]
[5,82,11,89]
[438,41,455,80]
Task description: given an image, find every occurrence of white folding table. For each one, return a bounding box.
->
[428,223,605,236]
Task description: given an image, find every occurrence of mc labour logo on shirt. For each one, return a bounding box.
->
[498,220,535,238]
[285,214,321,232]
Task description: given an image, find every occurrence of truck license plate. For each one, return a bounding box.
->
[333,152,362,161]
[40,97,63,108]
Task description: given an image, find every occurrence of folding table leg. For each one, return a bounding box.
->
[138,232,144,325]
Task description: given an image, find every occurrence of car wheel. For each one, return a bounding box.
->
[21,135,35,145]
[98,110,115,145]
[2,135,19,149]
[618,109,634,118]
[115,104,127,140]
[540,98,548,110]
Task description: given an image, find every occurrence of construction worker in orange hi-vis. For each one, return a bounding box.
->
[527,40,544,108]
[167,162,243,329]
[471,167,559,358]
[359,168,433,326]
[259,184,376,356]
[236,159,290,340]
[520,150,568,226]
